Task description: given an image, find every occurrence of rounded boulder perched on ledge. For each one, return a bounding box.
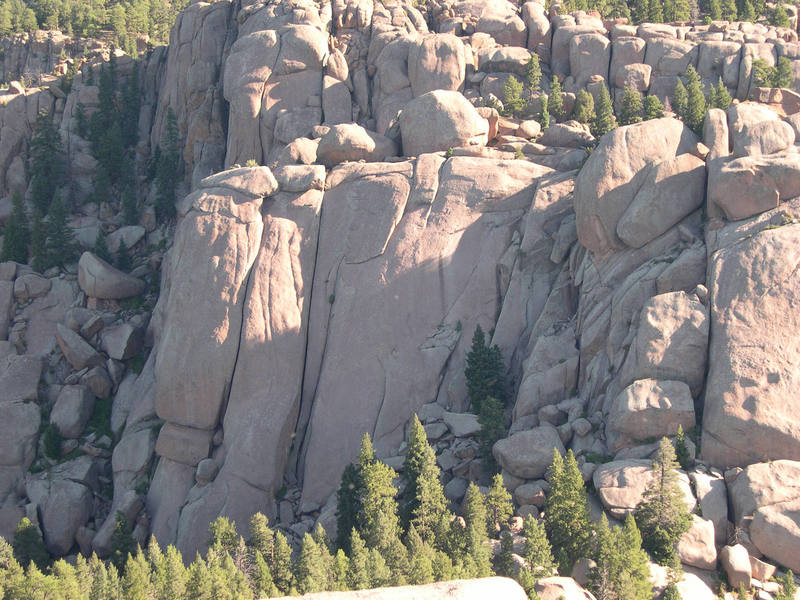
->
[399,90,489,156]
[78,252,146,300]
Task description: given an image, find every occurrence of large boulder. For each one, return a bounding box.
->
[55,323,104,371]
[316,124,398,167]
[0,356,41,470]
[733,120,795,158]
[50,385,95,439]
[727,460,800,526]
[702,218,800,467]
[677,515,718,570]
[615,153,706,249]
[707,154,800,221]
[720,544,751,590]
[408,34,466,97]
[399,90,489,156]
[750,498,800,573]
[493,425,565,480]
[272,577,529,599]
[691,470,729,545]
[628,292,709,396]
[606,379,696,452]
[593,459,695,518]
[574,118,698,256]
[78,252,146,299]
[534,577,597,600]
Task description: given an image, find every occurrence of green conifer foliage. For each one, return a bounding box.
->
[673,0,691,20]
[336,463,363,552]
[526,52,542,94]
[521,515,555,583]
[296,533,329,594]
[12,517,49,569]
[494,531,515,577]
[253,550,279,597]
[122,550,152,600]
[116,239,132,272]
[461,483,493,577]
[332,549,350,591]
[29,111,64,213]
[401,415,448,545]
[771,2,791,27]
[573,90,596,125]
[122,185,139,226]
[503,75,526,117]
[775,570,797,600]
[347,528,370,590]
[634,438,692,564]
[710,77,732,110]
[1,192,30,264]
[539,93,551,130]
[592,85,617,138]
[674,425,691,470]
[544,450,592,573]
[406,526,436,585]
[486,474,513,536]
[548,76,566,121]
[648,0,664,21]
[775,56,793,88]
[720,0,738,20]
[43,194,77,269]
[590,514,653,600]
[93,229,112,263]
[619,87,644,126]
[643,95,665,120]
[684,66,707,135]
[272,531,294,595]
[361,455,401,553]
[156,107,180,220]
[110,512,135,571]
[708,0,722,18]
[208,516,239,555]
[671,79,688,120]
[633,0,649,22]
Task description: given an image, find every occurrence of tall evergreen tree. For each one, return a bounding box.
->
[573,89,596,125]
[708,0,722,18]
[401,415,448,545]
[461,483,493,577]
[28,110,64,213]
[539,93,551,130]
[673,0,691,19]
[1,191,29,263]
[272,531,294,595]
[590,514,652,600]
[248,512,274,562]
[710,77,732,110]
[156,107,180,220]
[771,2,791,27]
[548,76,566,122]
[253,550,278,598]
[110,512,135,571]
[720,0,738,20]
[295,533,329,594]
[526,52,542,94]
[12,517,49,569]
[485,474,513,537]
[634,437,692,564]
[121,550,152,600]
[406,525,436,585]
[504,75,526,117]
[544,450,592,573]
[648,0,665,21]
[619,88,644,125]
[348,528,370,590]
[643,95,665,120]
[331,549,350,591]
[592,85,617,138]
[671,79,688,120]
[361,453,402,554]
[93,229,112,263]
[684,65,707,135]
[122,184,139,226]
[775,56,793,88]
[336,463,363,553]
[494,531,515,577]
[519,515,555,592]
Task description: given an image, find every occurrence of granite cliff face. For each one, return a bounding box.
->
[3,0,800,594]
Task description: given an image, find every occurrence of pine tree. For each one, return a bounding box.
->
[539,93,551,130]
[461,483,493,577]
[332,549,350,591]
[249,512,274,561]
[674,425,691,471]
[775,570,797,600]
[720,0,737,20]
[401,415,448,545]
[504,75,526,117]
[684,66,707,136]
[348,528,370,590]
[775,56,793,88]
[710,78,732,110]
[184,555,211,600]
[592,85,617,138]
[673,0,691,19]
[110,512,135,571]
[122,550,151,600]
[672,79,688,120]
[619,87,644,126]
[121,64,141,148]
[544,450,592,573]
[406,526,436,585]
[590,514,652,600]
[486,474,513,537]
[158,544,187,600]
[272,531,294,594]
[253,550,278,598]
[739,0,755,20]
[633,0,649,22]
[295,533,329,594]
[116,239,132,272]
[93,230,112,263]
[548,76,566,122]
[643,95,665,120]
[771,2,791,27]
[648,0,665,21]
[43,194,78,270]
[361,453,401,553]
[367,547,393,587]
[708,0,722,18]
[12,517,49,569]
[30,209,46,273]
[1,191,29,263]
[336,463,363,553]
[520,515,555,583]
[493,531,515,577]
[29,111,64,213]
[122,185,139,226]
[634,437,692,564]
[526,52,542,94]
[663,0,676,21]
[208,516,239,556]
[607,0,632,20]
[573,90,596,125]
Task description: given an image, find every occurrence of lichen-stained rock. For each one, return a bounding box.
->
[606,379,695,452]
[297,156,553,507]
[399,90,489,156]
[702,209,800,468]
[573,118,698,257]
[615,153,706,249]
[408,34,466,98]
[316,123,398,167]
[154,167,271,431]
[173,188,322,558]
[707,154,800,221]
